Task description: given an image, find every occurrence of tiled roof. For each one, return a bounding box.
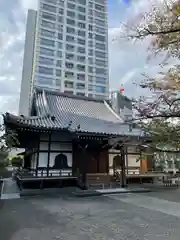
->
[4,88,143,137]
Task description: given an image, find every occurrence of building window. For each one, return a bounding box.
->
[67,18,75,26]
[76,83,85,89]
[58,16,63,23]
[57,25,63,32]
[67,3,75,10]
[77,0,86,5]
[95,26,106,34]
[38,66,53,75]
[78,30,86,37]
[41,20,55,29]
[77,55,85,62]
[88,66,93,73]
[41,29,55,38]
[77,73,85,80]
[67,10,75,18]
[77,38,85,45]
[64,90,74,95]
[56,69,61,77]
[88,49,93,56]
[66,53,74,60]
[64,81,74,88]
[95,4,105,12]
[77,92,85,96]
[39,56,54,65]
[37,76,53,85]
[88,75,93,82]
[40,38,55,47]
[41,12,56,22]
[43,0,57,4]
[59,8,64,15]
[56,60,62,67]
[66,35,75,42]
[58,33,63,40]
[96,67,106,75]
[95,86,106,93]
[58,42,62,49]
[56,51,62,58]
[95,34,105,42]
[42,4,56,13]
[88,58,93,65]
[77,64,85,71]
[78,22,86,28]
[78,14,86,21]
[96,59,106,66]
[65,71,74,78]
[40,47,54,56]
[66,27,75,34]
[88,84,93,91]
[96,77,106,84]
[66,44,75,51]
[95,11,105,19]
[95,50,106,58]
[65,62,74,69]
[78,6,86,13]
[77,47,85,54]
[95,42,106,50]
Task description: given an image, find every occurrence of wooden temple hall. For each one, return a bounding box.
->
[4,88,154,190]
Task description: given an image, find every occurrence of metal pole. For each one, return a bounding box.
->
[121,145,126,188]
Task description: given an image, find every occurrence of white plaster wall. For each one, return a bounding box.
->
[39,152,48,167]
[50,142,72,151]
[127,155,140,167]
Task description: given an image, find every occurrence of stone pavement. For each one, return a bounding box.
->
[1,178,20,200]
[1,191,180,240]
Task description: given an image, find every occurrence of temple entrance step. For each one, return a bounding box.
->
[1,178,20,199]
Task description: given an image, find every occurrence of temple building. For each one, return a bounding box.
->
[4,88,154,190]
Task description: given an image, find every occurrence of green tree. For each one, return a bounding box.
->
[123,0,180,151]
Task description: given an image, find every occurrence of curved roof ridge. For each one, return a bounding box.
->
[103,100,123,122]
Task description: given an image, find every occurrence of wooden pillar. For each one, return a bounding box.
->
[121,145,126,188]
[47,132,51,177]
[35,136,40,177]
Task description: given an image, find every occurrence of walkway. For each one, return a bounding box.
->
[1,178,20,200]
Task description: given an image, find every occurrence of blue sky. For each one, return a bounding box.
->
[0,0,162,114]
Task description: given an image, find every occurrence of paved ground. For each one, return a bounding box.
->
[1,190,180,240]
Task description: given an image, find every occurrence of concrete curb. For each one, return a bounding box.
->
[73,188,151,197]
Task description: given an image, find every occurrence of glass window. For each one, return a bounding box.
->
[39,56,54,65]
[77,64,85,71]
[78,30,85,37]
[56,60,62,67]
[58,42,62,49]
[66,53,74,60]
[88,57,93,65]
[40,38,55,47]
[40,47,54,56]
[65,71,74,78]
[38,66,53,75]
[67,18,75,25]
[96,59,106,66]
[88,84,93,91]
[66,35,75,42]
[64,81,74,88]
[65,62,74,69]
[96,77,106,84]
[57,24,63,32]
[78,14,86,21]
[64,90,74,95]
[95,26,106,34]
[56,69,61,77]
[59,8,64,15]
[41,20,55,29]
[88,49,93,56]
[43,0,57,4]
[95,11,105,19]
[58,16,63,23]
[66,44,75,51]
[78,22,86,28]
[78,47,85,54]
[67,3,75,9]
[78,6,86,13]
[37,76,53,85]
[76,83,85,89]
[67,10,75,18]
[57,51,62,58]
[95,50,106,58]
[77,92,85,96]
[77,38,85,45]
[77,0,86,4]
[95,86,106,93]
[88,75,93,82]
[77,73,85,80]
[42,12,56,21]
[67,27,75,34]
[88,66,93,73]
[41,29,55,38]
[77,55,85,62]
[95,4,105,12]
[58,33,63,40]
[96,67,106,74]
[96,42,106,50]
[95,18,105,26]
[95,34,105,42]
[89,25,93,31]
[42,4,56,13]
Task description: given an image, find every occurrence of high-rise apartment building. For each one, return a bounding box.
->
[19,0,109,116]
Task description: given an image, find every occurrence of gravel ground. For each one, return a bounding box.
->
[1,191,180,240]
